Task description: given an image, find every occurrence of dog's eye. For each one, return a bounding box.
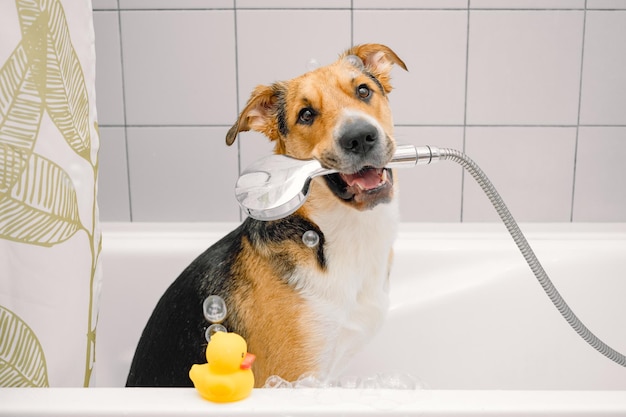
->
[357,84,371,100]
[297,108,316,125]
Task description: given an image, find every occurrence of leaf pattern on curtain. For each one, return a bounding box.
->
[0,153,81,246]
[0,41,43,192]
[17,0,91,161]
[0,305,49,387]
[0,0,100,386]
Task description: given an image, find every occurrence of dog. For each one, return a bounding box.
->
[126,43,408,387]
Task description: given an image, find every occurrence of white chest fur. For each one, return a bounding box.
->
[290,196,399,380]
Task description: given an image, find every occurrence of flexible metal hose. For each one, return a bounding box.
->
[439,147,626,367]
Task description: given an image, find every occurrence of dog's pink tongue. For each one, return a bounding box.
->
[341,169,383,190]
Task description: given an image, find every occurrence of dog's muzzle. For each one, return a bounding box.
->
[324,118,394,210]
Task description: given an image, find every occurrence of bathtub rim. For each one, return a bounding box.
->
[1,388,626,416]
[100,221,626,245]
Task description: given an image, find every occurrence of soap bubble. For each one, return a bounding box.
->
[203,295,227,323]
[360,375,381,389]
[205,323,227,342]
[338,375,361,389]
[294,372,322,388]
[306,58,320,71]
[294,372,338,388]
[378,372,425,390]
[302,230,319,248]
[294,372,320,388]
[263,375,293,389]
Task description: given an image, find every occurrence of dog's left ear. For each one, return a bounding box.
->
[225,83,286,147]
[343,44,408,94]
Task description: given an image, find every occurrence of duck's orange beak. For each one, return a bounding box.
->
[240,353,255,370]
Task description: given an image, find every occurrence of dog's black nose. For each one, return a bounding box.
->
[339,120,378,156]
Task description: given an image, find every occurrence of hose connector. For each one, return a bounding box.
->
[387,145,442,168]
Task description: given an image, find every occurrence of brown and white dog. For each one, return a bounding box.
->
[126,44,408,387]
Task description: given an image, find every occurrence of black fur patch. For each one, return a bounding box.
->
[245,215,326,272]
[275,86,289,137]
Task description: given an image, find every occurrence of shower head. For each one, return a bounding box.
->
[235,144,440,221]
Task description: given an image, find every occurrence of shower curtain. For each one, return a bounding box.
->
[0,0,101,387]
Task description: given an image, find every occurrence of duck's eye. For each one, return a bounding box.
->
[297,107,316,125]
[241,353,245,358]
[357,84,371,100]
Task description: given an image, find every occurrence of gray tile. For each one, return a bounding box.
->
[354,0,467,8]
[126,126,240,221]
[579,11,626,125]
[120,0,233,9]
[394,127,464,222]
[466,10,584,125]
[120,10,237,125]
[573,127,626,221]
[93,0,119,10]
[94,11,125,125]
[470,0,585,8]
[354,10,468,125]
[587,0,626,9]
[98,127,131,221]
[236,9,351,108]
[463,127,576,222]
[236,0,349,8]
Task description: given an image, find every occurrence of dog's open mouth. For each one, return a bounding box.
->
[324,167,394,210]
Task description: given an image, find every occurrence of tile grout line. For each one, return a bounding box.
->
[350,0,354,47]
[233,0,243,222]
[98,123,626,128]
[571,0,588,222]
[97,8,626,12]
[97,3,626,222]
[460,1,471,223]
[116,0,133,222]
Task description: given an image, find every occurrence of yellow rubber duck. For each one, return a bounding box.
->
[189,331,255,403]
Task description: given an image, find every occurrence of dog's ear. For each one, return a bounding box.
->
[225,83,286,146]
[343,44,408,94]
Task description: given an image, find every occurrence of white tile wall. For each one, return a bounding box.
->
[93,11,124,126]
[120,10,237,126]
[126,127,240,222]
[353,10,468,125]
[394,127,465,222]
[466,10,584,125]
[94,2,626,222]
[573,127,626,221]
[463,127,577,222]
[98,128,131,221]
[579,11,626,125]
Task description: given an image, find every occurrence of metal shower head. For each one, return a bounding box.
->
[235,144,439,221]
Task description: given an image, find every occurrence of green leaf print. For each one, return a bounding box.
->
[0,305,49,387]
[0,41,44,191]
[0,152,81,246]
[17,0,92,161]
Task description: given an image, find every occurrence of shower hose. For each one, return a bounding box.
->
[433,147,625,367]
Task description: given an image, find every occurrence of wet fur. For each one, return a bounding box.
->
[127,44,407,387]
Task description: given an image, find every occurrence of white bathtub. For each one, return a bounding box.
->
[3,222,626,416]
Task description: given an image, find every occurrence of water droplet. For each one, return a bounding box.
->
[302,230,319,248]
[306,58,320,71]
[205,323,227,342]
[203,295,227,323]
